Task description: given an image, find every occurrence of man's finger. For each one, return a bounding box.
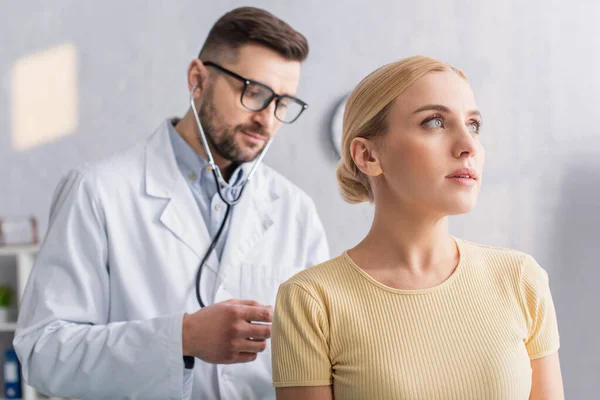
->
[232,338,268,353]
[240,305,273,323]
[228,299,263,307]
[233,321,271,339]
[231,352,259,364]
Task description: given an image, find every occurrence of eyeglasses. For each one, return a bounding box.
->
[202,61,308,124]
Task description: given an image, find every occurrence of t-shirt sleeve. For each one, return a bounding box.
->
[521,255,561,359]
[271,281,332,388]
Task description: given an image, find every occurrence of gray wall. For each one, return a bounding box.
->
[2,0,599,398]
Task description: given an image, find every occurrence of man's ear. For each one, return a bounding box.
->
[187,59,210,99]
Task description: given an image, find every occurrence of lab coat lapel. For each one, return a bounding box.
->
[144,121,219,274]
[218,171,276,283]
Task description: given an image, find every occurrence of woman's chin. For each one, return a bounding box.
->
[444,197,478,216]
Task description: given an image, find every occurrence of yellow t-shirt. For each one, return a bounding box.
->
[271,238,560,400]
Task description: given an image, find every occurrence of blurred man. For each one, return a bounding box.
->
[14,7,329,399]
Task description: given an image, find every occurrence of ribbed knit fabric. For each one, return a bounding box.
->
[271,238,560,400]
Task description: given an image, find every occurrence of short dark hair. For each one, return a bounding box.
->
[199,7,309,63]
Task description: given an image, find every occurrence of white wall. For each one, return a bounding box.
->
[2,1,599,397]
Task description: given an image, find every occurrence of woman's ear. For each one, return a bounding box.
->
[350,137,384,177]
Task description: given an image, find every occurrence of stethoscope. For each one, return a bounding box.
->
[189,84,274,308]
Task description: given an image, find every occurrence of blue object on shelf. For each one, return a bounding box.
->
[4,349,22,399]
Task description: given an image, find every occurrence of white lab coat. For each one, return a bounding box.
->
[13,121,330,400]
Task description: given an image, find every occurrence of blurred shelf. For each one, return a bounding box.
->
[0,244,39,256]
[0,244,39,399]
[0,244,68,399]
[0,322,17,332]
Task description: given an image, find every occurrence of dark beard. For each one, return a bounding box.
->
[198,88,268,164]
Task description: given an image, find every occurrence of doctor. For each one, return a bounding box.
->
[14,6,329,400]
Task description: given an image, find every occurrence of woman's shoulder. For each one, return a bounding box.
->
[458,237,529,259]
[282,254,354,294]
[456,237,547,281]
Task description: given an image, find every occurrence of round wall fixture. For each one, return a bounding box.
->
[330,94,349,159]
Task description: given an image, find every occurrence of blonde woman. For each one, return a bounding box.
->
[271,56,563,400]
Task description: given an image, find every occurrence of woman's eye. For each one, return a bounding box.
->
[468,121,481,134]
[424,118,443,128]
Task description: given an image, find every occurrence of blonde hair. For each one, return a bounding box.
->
[336,55,468,204]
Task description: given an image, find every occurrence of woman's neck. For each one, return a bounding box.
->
[351,200,457,275]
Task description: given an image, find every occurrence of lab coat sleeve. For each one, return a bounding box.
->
[304,199,330,267]
[13,170,189,400]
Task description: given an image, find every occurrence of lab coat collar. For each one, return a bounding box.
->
[144,120,219,274]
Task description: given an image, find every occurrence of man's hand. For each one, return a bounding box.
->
[182,299,273,364]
